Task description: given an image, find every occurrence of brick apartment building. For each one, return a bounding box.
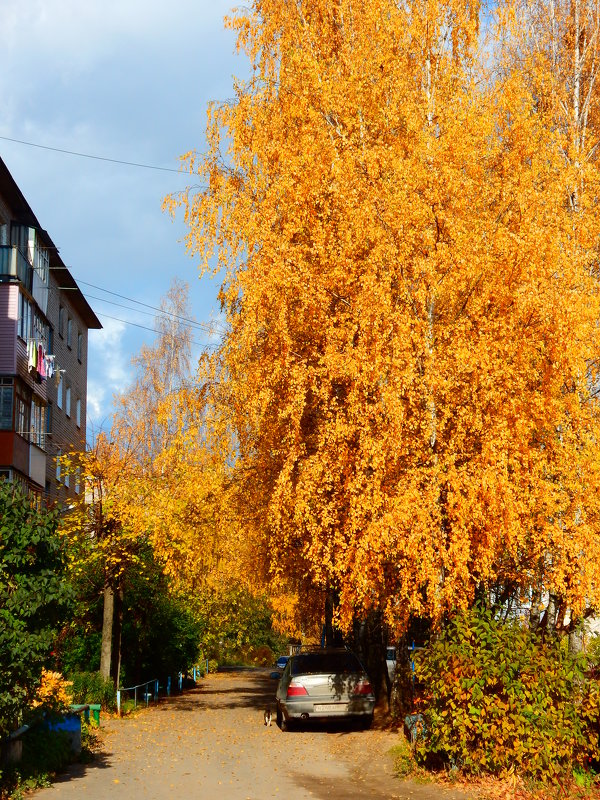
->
[0,156,101,505]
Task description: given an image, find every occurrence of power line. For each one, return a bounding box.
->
[94,311,220,348]
[0,134,189,174]
[72,277,227,334]
[84,292,221,335]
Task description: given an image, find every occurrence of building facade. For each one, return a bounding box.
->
[0,156,101,505]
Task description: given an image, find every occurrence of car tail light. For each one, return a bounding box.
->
[353,680,374,695]
[286,680,308,697]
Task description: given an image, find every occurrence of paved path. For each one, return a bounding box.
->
[34,670,473,799]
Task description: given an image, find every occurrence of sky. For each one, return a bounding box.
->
[0,0,245,437]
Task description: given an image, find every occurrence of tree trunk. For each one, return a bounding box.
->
[111,585,124,688]
[100,582,114,681]
[324,589,343,647]
[391,634,415,719]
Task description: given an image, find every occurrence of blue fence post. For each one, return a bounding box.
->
[178,672,182,692]
[116,690,121,716]
[155,679,159,700]
[167,676,171,696]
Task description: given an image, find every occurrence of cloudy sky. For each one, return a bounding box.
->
[0,0,244,436]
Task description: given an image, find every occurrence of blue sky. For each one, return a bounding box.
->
[0,0,244,437]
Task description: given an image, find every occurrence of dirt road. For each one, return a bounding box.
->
[34,670,473,799]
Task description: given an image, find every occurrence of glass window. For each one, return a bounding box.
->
[65,385,71,417]
[18,293,32,340]
[30,398,46,448]
[56,449,61,481]
[58,306,65,338]
[77,332,83,362]
[291,652,363,676]
[0,378,13,430]
[15,393,30,438]
[57,374,63,410]
[76,398,81,428]
[67,318,72,348]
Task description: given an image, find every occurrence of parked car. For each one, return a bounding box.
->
[272,647,375,730]
[275,655,290,670]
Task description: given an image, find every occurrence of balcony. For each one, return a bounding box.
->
[0,246,32,292]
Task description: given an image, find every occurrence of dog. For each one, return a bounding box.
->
[263,708,272,726]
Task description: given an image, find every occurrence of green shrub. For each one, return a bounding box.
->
[1,725,72,797]
[0,483,70,739]
[413,605,600,781]
[69,672,116,711]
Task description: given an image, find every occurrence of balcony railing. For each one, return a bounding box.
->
[0,246,32,291]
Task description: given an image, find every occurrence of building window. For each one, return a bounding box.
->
[18,293,32,340]
[64,468,69,488]
[58,306,65,338]
[76,398,81,428]
[57,374,63,410]
[67,317,72,348]
[74,467,80,494]
[0,378,13,430]
[30,397,46,448]
[16,393,30,438]
[65,385,71,418]
[56,449,61,481]
[46,402,52,438]
[77,332,83,362]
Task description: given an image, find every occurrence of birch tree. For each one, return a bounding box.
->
[168,0,600,637]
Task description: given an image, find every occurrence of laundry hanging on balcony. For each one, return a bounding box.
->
[27,338,37,371]
[27,339,51,381]
[44,354,55,379]
[38,344,46,378]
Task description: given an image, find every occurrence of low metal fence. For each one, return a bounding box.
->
[116,679,159,715]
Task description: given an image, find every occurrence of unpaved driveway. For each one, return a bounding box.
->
[34,670,474,799]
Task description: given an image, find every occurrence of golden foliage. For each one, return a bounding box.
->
[32,669,73,712]
[167,0,600,635]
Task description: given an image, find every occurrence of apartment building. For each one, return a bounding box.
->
[0,156,101,505]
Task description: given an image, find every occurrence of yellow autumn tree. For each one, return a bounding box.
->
[167,0,600,637]
[63,280,214,682]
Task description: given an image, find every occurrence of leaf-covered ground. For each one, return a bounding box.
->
[32,670,474,799]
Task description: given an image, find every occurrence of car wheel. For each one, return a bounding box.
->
[360,715,373,730]
[276,704,284,730]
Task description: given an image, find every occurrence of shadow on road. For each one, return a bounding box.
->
[154,672,276,713]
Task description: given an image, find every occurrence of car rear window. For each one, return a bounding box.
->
[291,651,362,675]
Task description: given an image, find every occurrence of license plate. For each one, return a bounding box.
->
[314,703,347,713]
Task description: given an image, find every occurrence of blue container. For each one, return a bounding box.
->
[45,713,82,754]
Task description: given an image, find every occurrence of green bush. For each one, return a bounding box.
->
[413,605,600,781]
[0,482,70,739]
[1,726,72,797]
[69,672,116,711]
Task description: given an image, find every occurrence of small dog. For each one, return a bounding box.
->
[263,708,272,726]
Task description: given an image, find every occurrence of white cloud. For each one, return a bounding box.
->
[86,317,129,430]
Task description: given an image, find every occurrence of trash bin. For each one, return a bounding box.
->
[89,704,101,726]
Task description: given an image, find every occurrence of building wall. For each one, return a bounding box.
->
[0,285,17,373]
[0,156,100,506]
[45,271,89,504]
